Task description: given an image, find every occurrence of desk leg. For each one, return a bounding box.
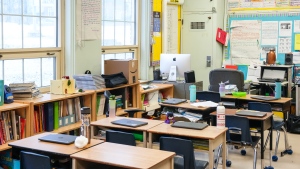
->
[149,133,153,148]
[143,131,147,148]
[222,133,226,169]
[260,121,264,160]
[209,141,214,169]
[270,116,273,150]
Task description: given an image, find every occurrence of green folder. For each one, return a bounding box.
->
[53,101,59,129]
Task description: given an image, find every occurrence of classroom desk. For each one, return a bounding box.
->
[8,132,103,168]
[147,123,227,169]
[221,94,291,123]
[71,142,175,169]
[90,117,164,147]
[210,109,273,160]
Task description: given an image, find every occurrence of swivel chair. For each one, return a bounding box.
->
[106,130,136,146]
[248,102,293,161]
[160,137,208,169]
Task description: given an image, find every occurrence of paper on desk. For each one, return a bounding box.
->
[191,101,218,107]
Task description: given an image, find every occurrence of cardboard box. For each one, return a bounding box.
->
[104,59,138,84]
[50,79,75,94]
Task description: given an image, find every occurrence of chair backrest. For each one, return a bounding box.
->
[209,68,244,92]
[160,137,196,169]
[196,91,221,103]
[225,116,253,144]
[21,151,51,169]
[248,102,272,112]
[106,130,136,146]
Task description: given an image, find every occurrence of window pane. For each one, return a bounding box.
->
[115,22,125,45]
[115,0,124,21]
[0,17,2,49]
[24,58,41,86]
[125,22,135,45]
[41,18,56,47]
[42,57,55,86]
[125,52,134,59]
[116,53,125,59]
[24,17,41,48]
[4,60,23,84]
[102,0,114,20]
[0,61,3,80]
[23,0,40,16]
[41,0,56,17]
[3,15,22,48]
[125,0,134,22]
[0,0,2,13]
[3,0,21,15]
[102,21,115,46]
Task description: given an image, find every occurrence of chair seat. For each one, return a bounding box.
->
[228,133,260,147]
[174,156,208,169]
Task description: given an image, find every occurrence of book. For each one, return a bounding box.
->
[20,118,26,139]
[9,81,35,87]
[97,94,106,116]
[11,111,17,140]
[15,114,20,140]
[53,101,59,129]
[43,102,54,132]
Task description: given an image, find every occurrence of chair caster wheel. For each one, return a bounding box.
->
[286,149,293,155]
[272,155,278,162]
[241,150,246,155]
[226,160,231,167]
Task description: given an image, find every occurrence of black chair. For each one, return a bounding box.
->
[106,130,136,146]
[248,102,293,161]
[124,108,145,117]
[21,151,52,169]
[196,91,221,124]
[160,137,208,169]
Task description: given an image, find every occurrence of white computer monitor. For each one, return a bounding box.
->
[160,54,191,81]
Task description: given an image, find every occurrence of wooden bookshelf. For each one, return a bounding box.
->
[0,102,30,151]
[14,90,96,136]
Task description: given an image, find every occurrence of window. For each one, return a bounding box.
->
[0,0,61,89]
[101,0,138,74]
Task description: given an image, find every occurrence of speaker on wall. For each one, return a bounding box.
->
[285,53,293,65]
[184,70,195,83]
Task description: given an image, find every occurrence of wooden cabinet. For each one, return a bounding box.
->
[14,90,96,136]
[0,103,30,151]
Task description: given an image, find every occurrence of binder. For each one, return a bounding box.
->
[44,102,54,131]
[53,101,59,129]
[216,28,227,45]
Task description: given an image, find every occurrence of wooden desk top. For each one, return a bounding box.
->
[91,117,164,131]
[147,123,227,140]
[71,142,175,169]
[210,109,273,121]
[160,100,208,111]
[221,94,292,104]
[8,132,103,155]
[140,83,173,94]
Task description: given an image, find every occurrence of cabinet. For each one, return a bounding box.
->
[95,83,140,120]
[14,90,96,136]
[0,103,30,151]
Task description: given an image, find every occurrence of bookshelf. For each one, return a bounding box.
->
[14,90,96,136]
[0,103,30,151]
[95,83,140,120]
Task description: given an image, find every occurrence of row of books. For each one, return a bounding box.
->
[33,97,83,134]
[9,82,41,99]
[0,111,26,145]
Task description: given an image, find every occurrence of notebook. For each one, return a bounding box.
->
[161,98,187,105]
[250,95,279,101]
[171,121,208,130]
[258,69,285,82]
[111,119,148,128]
[38,134,77,145]
[236,110,267,117]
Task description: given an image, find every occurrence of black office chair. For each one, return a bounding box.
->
[20,151,52,169]
[196,91,221,124]
[248,102,293,161]
[106,130,136,146]
[160,137,208,169]
[124,108,146,117]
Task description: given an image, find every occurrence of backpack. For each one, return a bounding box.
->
[4,85,13,104]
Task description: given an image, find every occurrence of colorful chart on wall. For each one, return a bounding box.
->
[228,0,300,11]
[226,12,300,65]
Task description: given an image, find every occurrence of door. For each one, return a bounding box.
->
[181,12,213,90]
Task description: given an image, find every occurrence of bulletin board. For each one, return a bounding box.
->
[226,12,300,65]
[228,0,300,11]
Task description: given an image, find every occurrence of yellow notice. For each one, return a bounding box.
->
[295,34,300,50]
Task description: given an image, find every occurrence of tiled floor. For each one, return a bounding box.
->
[195,130,300,169]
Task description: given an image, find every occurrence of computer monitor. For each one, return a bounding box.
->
[160,54,191,81]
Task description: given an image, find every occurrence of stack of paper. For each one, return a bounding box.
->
[190,101,218,107]
[9,82,41,99]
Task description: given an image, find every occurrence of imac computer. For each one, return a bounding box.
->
[160,54,191,81]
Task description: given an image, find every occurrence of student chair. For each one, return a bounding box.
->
[159,137,208,169]
[105,130,136,146]
[248,102,293,161]
[196,91,221,124]
[21,151,52,169]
